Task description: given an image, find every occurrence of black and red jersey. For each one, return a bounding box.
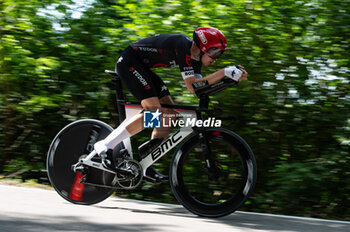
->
[130,34,202,79]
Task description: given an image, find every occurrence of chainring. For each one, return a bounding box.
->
[112,159,143,190]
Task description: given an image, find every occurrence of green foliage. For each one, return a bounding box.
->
[0,0,349,219]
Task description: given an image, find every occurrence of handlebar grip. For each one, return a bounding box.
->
[192,78,238,97]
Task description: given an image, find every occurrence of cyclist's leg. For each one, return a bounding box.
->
[94,47,160,155]
[127,96,161,135]
[138,70,173,182]
[151,95,177,139]
[97,97,162,153]
[139,96,169,182]
[141,69,175,139]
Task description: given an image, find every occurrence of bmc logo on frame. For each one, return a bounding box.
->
[143,110,161,128]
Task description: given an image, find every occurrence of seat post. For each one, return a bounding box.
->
[114,76,126,124]
[105,70,127,124]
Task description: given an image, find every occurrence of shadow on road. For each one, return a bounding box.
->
[0,214,158,232]
[217,213,349,232]
[97,198,350,232]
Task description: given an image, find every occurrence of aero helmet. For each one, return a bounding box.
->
[193,27,227,59]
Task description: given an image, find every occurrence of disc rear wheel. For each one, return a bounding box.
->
[47,119,115,205]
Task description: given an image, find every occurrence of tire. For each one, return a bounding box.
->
[47,119,115,205]
[170,128,257,217]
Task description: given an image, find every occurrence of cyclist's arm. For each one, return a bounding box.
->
[184,69,225,94]
[184,66,248,94]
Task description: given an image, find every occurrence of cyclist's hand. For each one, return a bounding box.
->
[237,65,248,82]
[224,65,248,82]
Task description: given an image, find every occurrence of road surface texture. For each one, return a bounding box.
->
[0,184,348,232]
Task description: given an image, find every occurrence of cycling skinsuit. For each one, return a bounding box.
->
[116,34,202,101]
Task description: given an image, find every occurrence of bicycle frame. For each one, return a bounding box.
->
[121,104,199,157]
[126,104,198,176]
[79,103,198,176]
[79,70,237,177]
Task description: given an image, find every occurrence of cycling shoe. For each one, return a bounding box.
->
[144,166,168,183]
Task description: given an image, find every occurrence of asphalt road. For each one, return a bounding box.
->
[0,185,349,232]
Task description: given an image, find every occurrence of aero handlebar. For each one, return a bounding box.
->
[192,78,238,97]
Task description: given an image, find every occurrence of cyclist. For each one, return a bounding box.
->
[94,27,248,182]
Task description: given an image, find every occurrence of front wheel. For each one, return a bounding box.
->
[170,128,257,217]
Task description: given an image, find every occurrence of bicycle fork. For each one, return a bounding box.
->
[196,128,221,179]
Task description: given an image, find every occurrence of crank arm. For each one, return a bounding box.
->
[78,152,116,174]
[81,160,116,174]
[78,152,135,177]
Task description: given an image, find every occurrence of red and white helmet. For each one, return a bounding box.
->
[193,27,227,59]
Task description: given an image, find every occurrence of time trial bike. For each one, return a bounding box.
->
[46,70,257,218]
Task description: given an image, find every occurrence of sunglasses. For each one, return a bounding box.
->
[206,47,224,60]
